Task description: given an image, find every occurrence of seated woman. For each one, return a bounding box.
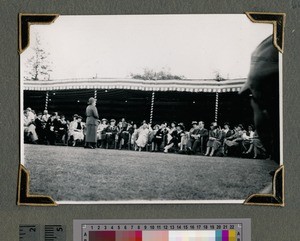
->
[24,110,38,143]
[205,123,223,157]
[69,115,85,146]
[97,118,108,148]
[164,124,185,153]
[135,123,152,151]
[131,124,139,150]
[244,131,267,159]
[242,125,255,153]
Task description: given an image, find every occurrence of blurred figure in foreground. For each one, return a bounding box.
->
[240,35,280,164]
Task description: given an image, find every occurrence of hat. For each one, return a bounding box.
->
[240,35,279,97]
[102,118,108,122]
[192,121,197,125]
[77,116,83,119]
[110,119,116,122]
[37,112,42,116]
[73,114,79,118]
[26,107,32,111]
[88,97,96,105]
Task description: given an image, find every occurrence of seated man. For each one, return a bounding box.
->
[224,124,244,156]
[57,115,68,145]
[152,123,165,152]
[117,118,130,149]
[105,119,119,149]
[45,113,58,145]
[24,110,38,143]
[190,121,208,154]
[186,121,200,152]
[35,112,46,144]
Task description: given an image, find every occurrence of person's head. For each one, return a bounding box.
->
[192,121,197,128]
[176,124,184,132]
[224,122,230,130]
[154,124,159,130]
[171,122,176,128]
[142,123,148,129]
[133,124,137,129]
[102,118,108,124]
[73,114,78,121]
[26,107,32,112]
[121,118,125,122]
[51,113,56,120]
[237,124,244,131]
[110,119,116,126]
[61,115,65,120]
[239,35,279,155]
[77,116,82,122]
[210,122,217,130]
[199,121,204,129]
[43,110,48,115]
[88,97,97,106]
[37,112,42,118]
[248,125,254,132]
[24,110,29,117]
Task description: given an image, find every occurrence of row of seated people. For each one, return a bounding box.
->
[23,108,267,159]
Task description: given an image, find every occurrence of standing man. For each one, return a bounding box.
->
[85,97,99,149]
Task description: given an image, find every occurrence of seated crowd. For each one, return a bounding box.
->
[23,107,268,159]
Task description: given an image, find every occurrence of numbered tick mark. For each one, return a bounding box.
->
[19,225,40,241]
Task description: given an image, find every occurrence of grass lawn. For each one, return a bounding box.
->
[23,144,278,201]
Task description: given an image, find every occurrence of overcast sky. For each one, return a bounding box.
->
[21,14,272,80]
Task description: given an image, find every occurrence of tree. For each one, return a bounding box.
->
[130,68,185,80]
[24,34,52,81]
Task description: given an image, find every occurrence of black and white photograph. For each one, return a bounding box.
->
[20,14,282,204]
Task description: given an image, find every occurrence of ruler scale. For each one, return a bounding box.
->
[74,219,251,241]
[45,225,66,241]
[19,225,40,241]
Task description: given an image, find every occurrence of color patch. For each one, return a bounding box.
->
[142,231,169,241]
[89,231,115,241]
[222,230,229,241]
[169,230,216,241]
[116,231,142,241]
[229,230,236,241]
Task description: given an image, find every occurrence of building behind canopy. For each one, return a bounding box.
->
[23,78,253,128]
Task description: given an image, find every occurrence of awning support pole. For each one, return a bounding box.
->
[214,92,219,123]
[94,89,97,99]
[45,91,49,110]
[149,91,155,124]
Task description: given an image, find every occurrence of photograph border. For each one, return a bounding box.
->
[18,12,285,206]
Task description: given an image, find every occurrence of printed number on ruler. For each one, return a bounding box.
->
[45,225,66,241]
[19,225,40,241]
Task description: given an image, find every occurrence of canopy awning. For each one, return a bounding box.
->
[23,78,247,93]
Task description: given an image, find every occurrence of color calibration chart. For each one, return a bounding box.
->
[73,219,251,241]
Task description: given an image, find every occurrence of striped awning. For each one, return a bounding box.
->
[23,78,247,93]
